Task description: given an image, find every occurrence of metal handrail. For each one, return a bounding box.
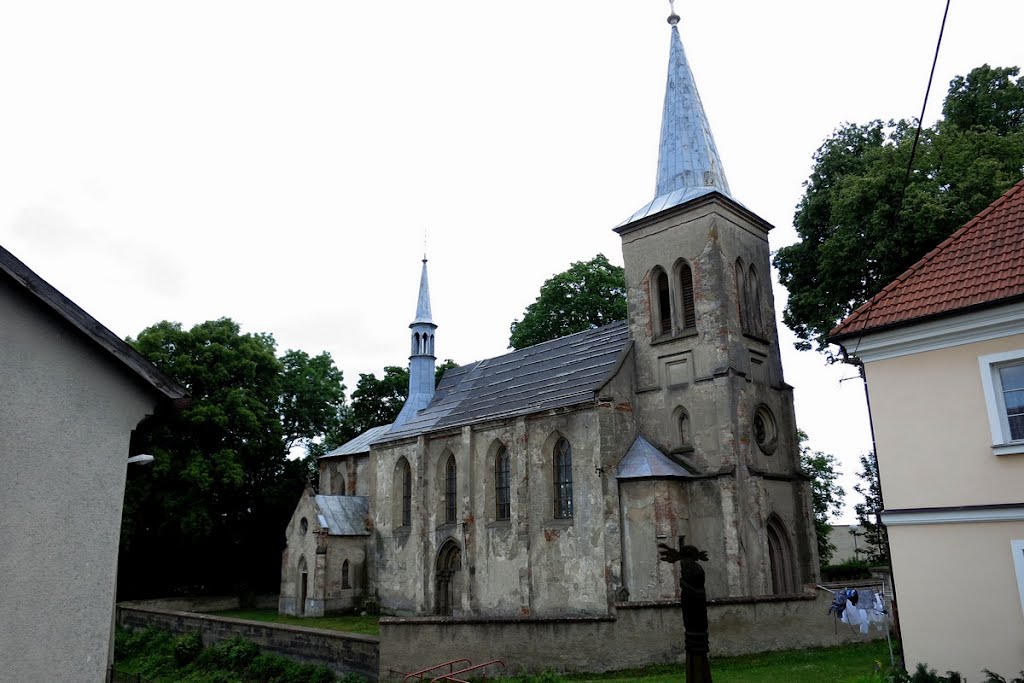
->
[402,658,472,683]
[432,659,506,683]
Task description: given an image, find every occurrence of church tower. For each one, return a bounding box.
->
[615,7,818,597]
[393,257,436,428]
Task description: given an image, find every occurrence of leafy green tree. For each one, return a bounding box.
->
[774,65,1024,355]
[854,452,891,566]
[798,430,845,566]
[509,254,627,350]
[119,318,346,598]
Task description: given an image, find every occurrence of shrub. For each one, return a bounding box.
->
[821,558,873,582]
[172,630,204,665]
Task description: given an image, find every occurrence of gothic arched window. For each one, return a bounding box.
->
[677,408,691,448]
[495,445,511,521]
[735,258,748,332]
[749,265,764,336]
[553,437,573,518]
[651,267,672,337]
[676,260,696,330]
[394,458,412,528]
[445,454,457,524]
[342,559,351,589]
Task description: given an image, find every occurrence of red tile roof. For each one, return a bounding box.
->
[829,177,1024,340]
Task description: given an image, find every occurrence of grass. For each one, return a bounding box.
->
[562,640,892,683]
[208,608,380,635]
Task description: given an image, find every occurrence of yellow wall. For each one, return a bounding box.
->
[889,522,1024,678]
[866,333,1024,509]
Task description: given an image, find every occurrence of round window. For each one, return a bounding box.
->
[753,405,778,455]
[300,517,309,534]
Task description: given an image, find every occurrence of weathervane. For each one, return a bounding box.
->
[667,0,680,26]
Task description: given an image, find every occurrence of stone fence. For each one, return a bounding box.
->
[117,604,379,681]
[379,591,885,678]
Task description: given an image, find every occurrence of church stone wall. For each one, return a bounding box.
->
[370,365,638,618]
[319,453,370,496]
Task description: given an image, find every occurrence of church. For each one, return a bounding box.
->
[279,8,817,619]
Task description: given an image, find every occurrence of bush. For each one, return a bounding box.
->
[821,558,873,582]
[173,630,204,665]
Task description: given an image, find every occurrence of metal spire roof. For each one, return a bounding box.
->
[412,257,433,325]
[655,13,730,199]
[620,9,732,227]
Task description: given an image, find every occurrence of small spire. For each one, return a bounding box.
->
[667,0,680,26]
[413,256,433,325]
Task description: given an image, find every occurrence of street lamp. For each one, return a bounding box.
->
[127,454,155,465]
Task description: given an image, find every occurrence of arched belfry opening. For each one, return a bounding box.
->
[297,555,308,616]
[435,539,462,616]
[766,515,798,595]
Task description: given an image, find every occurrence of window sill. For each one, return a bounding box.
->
[669,446,695,455]
[436,522,458,532]
[543,517,574,530]
[487,520,512,530]
[651,328,698,346]
[742,332,769,344]
[993,442,1024,456]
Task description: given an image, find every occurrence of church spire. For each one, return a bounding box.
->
[654,5,730,198]
[393,256,437,428]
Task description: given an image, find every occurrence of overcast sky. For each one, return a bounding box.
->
[3,1,1022,521]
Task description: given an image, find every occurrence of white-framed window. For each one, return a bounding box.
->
[1012,540,1024,619]
[979,350,1024,455]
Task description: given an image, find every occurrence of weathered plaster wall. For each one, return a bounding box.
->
[280,494,367,616]
[320,453,370,496]
[371,357,637,618]
[617,198,817,596]
[0,284,158,683]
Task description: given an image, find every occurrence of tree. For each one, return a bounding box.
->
[119,318,346,598]
[509,254,627,350]
[854,453,890,566]
[306,358,459,467]
[774,65,1024,356]
[798,430,845,566]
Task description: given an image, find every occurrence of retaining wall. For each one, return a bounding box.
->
[117,605,379,681]
[378,592,883,678]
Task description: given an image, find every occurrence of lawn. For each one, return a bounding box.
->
[208,608,379,635]
[564,640,891,683]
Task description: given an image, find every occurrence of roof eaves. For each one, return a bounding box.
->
[0,246,189,402]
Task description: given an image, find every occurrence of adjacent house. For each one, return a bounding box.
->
[829,178,1024,677]
[0,246,188,682]
[281,11,819,620]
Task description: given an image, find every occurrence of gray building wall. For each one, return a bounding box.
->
[0,284,160,682]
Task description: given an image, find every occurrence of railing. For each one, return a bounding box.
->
[402,658,472,683]
[432,659,506,683]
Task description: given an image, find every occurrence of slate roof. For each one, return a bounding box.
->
[830,179,1024,340]
[314,495,370,536]
[375,322,632,443]
[322,424,393,458]
[615,436,695,480]
[0,245,188,402]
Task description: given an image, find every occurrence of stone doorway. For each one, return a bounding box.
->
[435,540,462,616]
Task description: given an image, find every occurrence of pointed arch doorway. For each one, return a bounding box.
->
[435,540,462,616]
[766,515,798,594]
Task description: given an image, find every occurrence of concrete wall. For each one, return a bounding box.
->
[0,284,159,683]
[378,592,881,679]
[867,333,1024,509]
[118,605,379,681]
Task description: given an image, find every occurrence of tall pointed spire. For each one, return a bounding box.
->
[654,7,730,198]
[412,256,433,325]
[393,256,437,428]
